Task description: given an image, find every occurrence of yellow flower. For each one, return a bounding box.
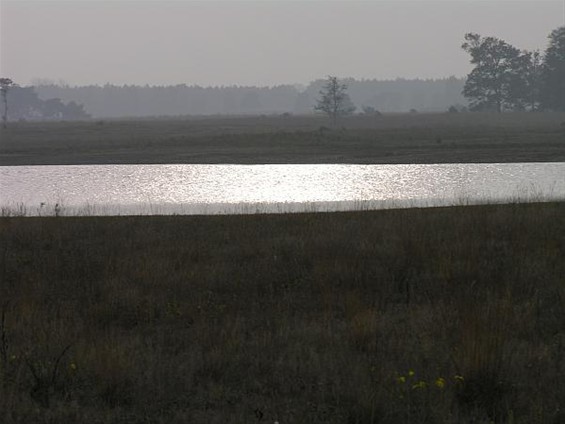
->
[397,376,406,383]
[408,370,415,377]
[69,362,77,371]
[435,377,446,389]
[412,381,427,390]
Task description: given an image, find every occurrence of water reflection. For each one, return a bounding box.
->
[1,163,563,216]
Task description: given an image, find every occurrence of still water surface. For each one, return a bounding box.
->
[1,163,564,216]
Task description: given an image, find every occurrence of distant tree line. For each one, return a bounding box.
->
[31,78,466,119]
[462,26,565,111]
[0,81,90,123]
[2,26,562,120]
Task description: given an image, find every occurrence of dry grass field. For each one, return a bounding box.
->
[1,202,564,423]
[1,112,564,165]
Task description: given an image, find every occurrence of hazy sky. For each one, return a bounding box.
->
[1,0,564,87]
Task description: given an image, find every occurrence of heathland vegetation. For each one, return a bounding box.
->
[1,112,564,166]
[1,203,564,423]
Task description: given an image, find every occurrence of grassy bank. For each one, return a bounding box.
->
[1,202,564,423]
[1,112,564,165]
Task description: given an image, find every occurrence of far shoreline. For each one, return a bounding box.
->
[1,112,564,166]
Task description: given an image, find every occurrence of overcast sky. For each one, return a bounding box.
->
[1,0,564,87]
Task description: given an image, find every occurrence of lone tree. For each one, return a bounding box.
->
[0,78,14,128]
[541,26,565,111]
[461,33,522,112]
[315,76,355,126]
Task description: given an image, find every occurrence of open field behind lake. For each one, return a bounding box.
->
[1,202,564,423]
[1,112,564,165]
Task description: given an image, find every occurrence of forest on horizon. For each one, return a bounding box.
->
[27,77,466,119]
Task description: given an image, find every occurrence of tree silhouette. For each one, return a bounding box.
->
[461,34,521,112]
[506,50,543,111]
[0,78,14,128]
[541,26,565,111]
[315,76,356,126]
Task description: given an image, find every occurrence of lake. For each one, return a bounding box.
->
[1,163,564,216]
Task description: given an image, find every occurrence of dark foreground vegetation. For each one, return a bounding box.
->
[1,202,564,423]
[1,112,565,165]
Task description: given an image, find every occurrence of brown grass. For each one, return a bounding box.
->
[1,202,564,423]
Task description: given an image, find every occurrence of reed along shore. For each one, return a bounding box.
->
[1,202,564,423]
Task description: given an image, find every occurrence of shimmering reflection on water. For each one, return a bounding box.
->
[1,163,564,216]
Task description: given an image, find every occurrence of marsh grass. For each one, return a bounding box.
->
[0,202,564,423]
[1,186,561,218]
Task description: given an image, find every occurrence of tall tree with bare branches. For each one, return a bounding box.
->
[315,76,356,126]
